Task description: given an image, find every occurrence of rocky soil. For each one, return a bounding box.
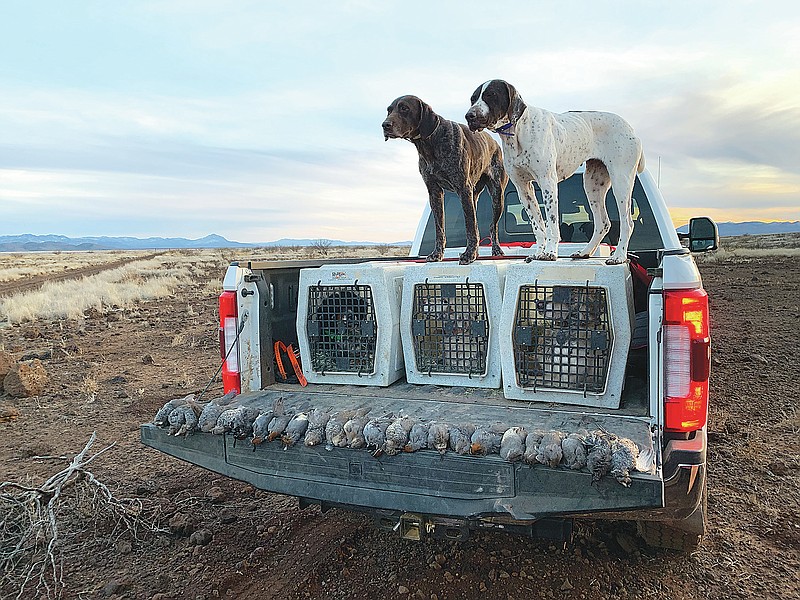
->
[0,250,798,600]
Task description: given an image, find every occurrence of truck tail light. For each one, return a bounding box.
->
[219,291,241,394]
[663,289,710,432]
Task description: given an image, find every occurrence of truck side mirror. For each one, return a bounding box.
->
[688,217,719,252]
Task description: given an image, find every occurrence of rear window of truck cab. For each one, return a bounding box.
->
[418,173,665,254]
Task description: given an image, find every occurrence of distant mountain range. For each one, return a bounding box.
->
[676,221,800,237]
[2,221,798,252]
[0,233,412,252]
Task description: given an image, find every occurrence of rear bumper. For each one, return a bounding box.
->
[585,427,707,527]
[141,424,664,522]
[657,427,707,523]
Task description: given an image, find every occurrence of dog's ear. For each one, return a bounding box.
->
[504,81,525,124]
[417,98,439,138]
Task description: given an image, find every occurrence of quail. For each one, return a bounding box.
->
[230,406,260,440]
[469,424,506,456]
[427,422,450,456]
[610,436,640,487]
[198,391,238,433]
[267,397,294,442]
[153,394,192,427]
[281,412,310,448]
[252,396,283,443]
[586,430,613,484]
[561,431,589,470]
[523,430,544,465]
[449,424,476,455]
[251,409,274,446]
[325,409,358,449]
[212,406,240,435]
[344,411,372,449]
[168,404,198,436]
[363,414,393,455]
[383,415,415,456]
[536,430,565,468]
[500,427,528,462]
[304,407,332,447]
[404,421,429,453]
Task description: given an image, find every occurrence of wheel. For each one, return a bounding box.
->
[636,520,702,552]
[637,483,707,552]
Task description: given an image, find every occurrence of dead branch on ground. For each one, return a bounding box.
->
[0,432,164,599]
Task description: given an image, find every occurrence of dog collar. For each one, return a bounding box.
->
[494,122,515,136]
[414,116,442,141]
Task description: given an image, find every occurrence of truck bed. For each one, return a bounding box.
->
[141,382,661,523]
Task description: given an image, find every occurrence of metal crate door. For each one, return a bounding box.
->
[411,281,489,377]
[306,284,377,375]
[513,284,612,393]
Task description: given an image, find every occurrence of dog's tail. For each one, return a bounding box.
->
[637,150,646,174]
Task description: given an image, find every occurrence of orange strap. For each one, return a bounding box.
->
[286,344,307,387]
[273,341,308,387]
[274,341,288,380]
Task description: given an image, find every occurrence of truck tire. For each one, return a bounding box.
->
[636,483,707,552]
[636,520,701,552]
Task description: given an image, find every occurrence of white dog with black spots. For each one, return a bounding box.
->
[465,79,644,264]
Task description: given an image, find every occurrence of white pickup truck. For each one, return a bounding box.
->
[141,166,718,552]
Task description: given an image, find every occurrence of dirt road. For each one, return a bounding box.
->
[1,252,798,600]
[0,253,163,297]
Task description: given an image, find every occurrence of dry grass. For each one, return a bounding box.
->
[0,255,194,323]
[170,331,200,348]
[696,246,800,263]
[721,231,800,250]
[0,251,144,282]
[80,375,99,403]
[0,246,410,324]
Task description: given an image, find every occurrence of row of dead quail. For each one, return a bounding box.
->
[153,396,650,486]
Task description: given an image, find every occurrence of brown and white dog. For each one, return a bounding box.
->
[382,95,507,264]
[465,80,644,264]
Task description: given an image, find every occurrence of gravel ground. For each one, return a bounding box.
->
[0,247,798,600]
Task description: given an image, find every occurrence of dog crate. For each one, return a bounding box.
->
[499,260,634,408]
[400,261,509,388]
[296,262,407,386]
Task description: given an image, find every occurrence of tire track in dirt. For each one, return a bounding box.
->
[0,253,164,297]
[221,509,357,598]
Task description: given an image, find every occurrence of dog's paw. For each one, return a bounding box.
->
[426,252,444,263]
[459,249,478,264]
[491,246,505,257]
[605,255,626,265]
[570,251,590,260]
[528,251,557,262]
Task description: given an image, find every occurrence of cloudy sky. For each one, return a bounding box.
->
[1,1,798,243]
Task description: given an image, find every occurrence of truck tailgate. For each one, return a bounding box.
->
[141,385,662,521]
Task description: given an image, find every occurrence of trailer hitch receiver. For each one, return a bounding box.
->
[398,513,434,541]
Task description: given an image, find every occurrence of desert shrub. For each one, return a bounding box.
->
[311,239,333,256]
